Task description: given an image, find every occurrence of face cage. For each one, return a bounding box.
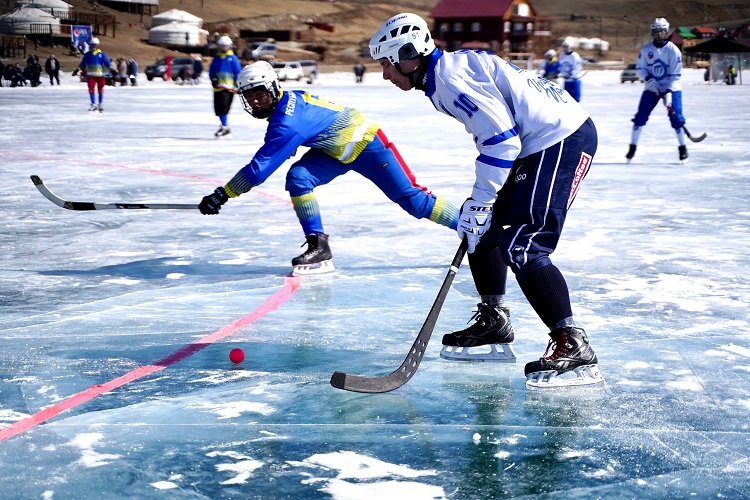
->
[239,82,279,119]
[652,28,668,43]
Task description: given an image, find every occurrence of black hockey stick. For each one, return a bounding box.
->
[662,98,707,143]
[31,175,199,210]
[330,239,468,393]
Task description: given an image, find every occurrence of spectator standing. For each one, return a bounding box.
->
[73,37,111,112]
[45,54,60,85]
[127,57,138,86]
[192,56,203,84]
[353,62,366,83]
[725,64,737,85]
[208,36,242,138]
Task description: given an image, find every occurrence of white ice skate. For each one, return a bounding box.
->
[89,103,98,112]
[440,343,516,362]
[215,126,231,139]
[525,364,604,390]
[291,259,334,277]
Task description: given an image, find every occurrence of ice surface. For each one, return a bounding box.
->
[1,68,750,498]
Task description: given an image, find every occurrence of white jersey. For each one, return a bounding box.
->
[636,41,682,93]
[558,50,583,81]
[424,49,590,203]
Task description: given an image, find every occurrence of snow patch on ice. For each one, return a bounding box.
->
[102,278,141,285]
[66,432,121,467]
[189,401,276,419]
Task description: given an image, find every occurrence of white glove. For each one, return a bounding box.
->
[645,77,660,94]
[457,198,493,253]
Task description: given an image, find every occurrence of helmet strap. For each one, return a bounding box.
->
[395,56,429,91]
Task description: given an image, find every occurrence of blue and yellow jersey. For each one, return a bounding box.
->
[77,49,111,77]
[225,90,380,196]
[208,50,242,92]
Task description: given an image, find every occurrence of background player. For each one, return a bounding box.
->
[626,18,689,163]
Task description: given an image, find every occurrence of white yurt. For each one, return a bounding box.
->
[0,6,60,35]
[148,21,207,47]
[14,0,72,17]
[152,9,202,28]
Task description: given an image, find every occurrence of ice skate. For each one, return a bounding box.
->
[625,144,636,162]
[214,126,231,139]
[440,303,516,362]
[291,233,335,276]
[97,104,103,113]
[524,326,604,390]
[678,145,688,164]
[88,103,98,112]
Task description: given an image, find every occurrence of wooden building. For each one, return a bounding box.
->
[430,0,550,54]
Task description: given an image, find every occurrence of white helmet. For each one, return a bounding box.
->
[544,49,556,59]
[237,61,281,118]
[369,13,435,64]
[651,18,669,43]
[90,37,100,46]
[217,35,232,48]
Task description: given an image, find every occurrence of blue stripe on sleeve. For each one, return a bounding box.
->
[482,126,519,146]
[477,154,514,168]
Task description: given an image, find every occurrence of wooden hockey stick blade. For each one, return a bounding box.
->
[330,239,468,393]
[683,127,707,143]
[31,175,199,210]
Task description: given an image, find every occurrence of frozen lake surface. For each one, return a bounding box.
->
[2,68,750,498]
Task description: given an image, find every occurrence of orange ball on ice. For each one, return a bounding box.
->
[229,348,245,364]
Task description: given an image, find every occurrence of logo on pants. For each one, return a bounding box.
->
[567,152,591,209]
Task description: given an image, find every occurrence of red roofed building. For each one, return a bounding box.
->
[430,0,550,53]
[691,26,717,39]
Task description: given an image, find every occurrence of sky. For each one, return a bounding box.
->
[1,66,750,498]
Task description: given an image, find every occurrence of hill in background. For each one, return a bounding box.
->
[7,0,750,70]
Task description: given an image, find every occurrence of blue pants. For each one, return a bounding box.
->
[564,79,582,102]
[633,90,684,129]
[469,118,598,294]
[285,131,437,235]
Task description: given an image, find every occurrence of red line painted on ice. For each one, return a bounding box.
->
[0,152,291,206]
[0,276,302,444]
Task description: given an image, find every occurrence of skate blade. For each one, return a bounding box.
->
[440,343,516,362]
[291,260,335,277]
[525,364,604,391]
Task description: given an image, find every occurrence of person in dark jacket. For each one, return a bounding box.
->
[45,54,60,85]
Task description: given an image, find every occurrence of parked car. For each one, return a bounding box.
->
[620,63,642,83]
[298,59,318,83]
[273,61,304,81]
[145,57,195,81]
[248,42,277,61]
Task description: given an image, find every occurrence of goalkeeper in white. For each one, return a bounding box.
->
[370,13,603,388]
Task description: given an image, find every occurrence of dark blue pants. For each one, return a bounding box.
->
[469,118,597,294]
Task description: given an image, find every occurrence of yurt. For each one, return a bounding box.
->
[148,21,207,47]
[14,0,72,17]
[152,9,202,28]
[0,6,60,35]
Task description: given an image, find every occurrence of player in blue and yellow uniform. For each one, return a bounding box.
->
[198,61,459,276]
[208,36,242,138]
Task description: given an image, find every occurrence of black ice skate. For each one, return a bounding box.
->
[625,144,636,161]
[678,145,688,164]
[440,303,516,362]
[524,326,604,390]
[215,126,231,138]
[291,233,334,276]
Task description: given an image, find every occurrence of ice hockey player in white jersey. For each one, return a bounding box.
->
[626,18,689,163]
[370,13,604,389]
[558,40,583,102]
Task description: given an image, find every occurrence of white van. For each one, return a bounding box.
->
[272,61,304,81]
